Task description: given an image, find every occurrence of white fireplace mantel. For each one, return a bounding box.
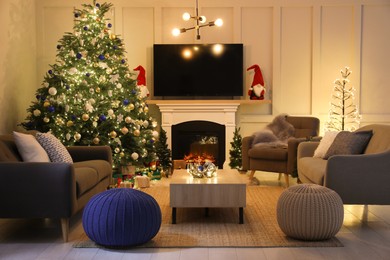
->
[154,101,240,168]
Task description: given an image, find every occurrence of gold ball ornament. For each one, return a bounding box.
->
[43,117,50,123]
[110,33,116,40]
[129,104,135,111]
[74,133,81,141]
[125,116,132,124]
[133,129,141,137]
[82,114,90,121]
[93,137,100,144]
[144,106,149,113]
[131,152,139,160]
[119,152,125,158]
[43,101,50,107]
[110,131,117,138]
[95,87,101,93]
[121,127,129,135]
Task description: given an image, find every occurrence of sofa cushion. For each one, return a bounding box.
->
[73,160,111,182]
[74,167,99,197]
[36,133,73,163]
[298,157,327,185]
[313,131,339,158]
[324,130,373,159]
[358,124,390,154]
[13,131,50,162]
[248,146,288,161]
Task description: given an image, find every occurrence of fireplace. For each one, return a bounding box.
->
[154,101,240,168]
[172,121,225,168]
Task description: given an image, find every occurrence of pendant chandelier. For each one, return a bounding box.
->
[172,0,223,40]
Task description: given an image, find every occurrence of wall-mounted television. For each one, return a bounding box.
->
[153,43,243,98]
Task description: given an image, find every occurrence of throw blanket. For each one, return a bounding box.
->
[251,114,295,148]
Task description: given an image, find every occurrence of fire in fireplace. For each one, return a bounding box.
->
[171,121,226,168]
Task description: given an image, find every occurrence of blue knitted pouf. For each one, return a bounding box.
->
[82,188,161,247]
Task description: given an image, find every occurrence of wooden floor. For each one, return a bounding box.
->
[1,171,389,260]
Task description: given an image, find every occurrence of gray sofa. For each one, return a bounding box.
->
[297,124,390,205]
[0,133,112,242]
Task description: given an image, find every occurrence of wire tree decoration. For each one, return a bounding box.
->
[325,67,361,131]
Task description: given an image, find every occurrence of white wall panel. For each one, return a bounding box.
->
[360,4,390,115]
[122,7,154,93]
[280,7,312,115]
[317,6,355,117]
[40,7,74,76]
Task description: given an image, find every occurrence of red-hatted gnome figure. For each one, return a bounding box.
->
[134,65,150,98]
[247,64,266,100]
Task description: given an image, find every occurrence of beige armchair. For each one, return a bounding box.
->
[242,116,320,186]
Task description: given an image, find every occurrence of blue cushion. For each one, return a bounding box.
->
[82,188,161,247]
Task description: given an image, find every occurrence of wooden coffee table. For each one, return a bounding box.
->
[170,169,246,224]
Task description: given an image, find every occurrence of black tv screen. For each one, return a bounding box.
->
[153,43,243,97]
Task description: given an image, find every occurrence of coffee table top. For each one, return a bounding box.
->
[170,169,246,185]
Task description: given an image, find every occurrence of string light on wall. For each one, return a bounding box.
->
[172,0,223,40]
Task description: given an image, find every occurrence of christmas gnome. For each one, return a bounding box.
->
[134,65,150,98]
[247,64,266,100]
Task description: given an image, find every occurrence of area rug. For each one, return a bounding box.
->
[74,180,343,248]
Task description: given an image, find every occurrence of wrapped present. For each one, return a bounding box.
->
[134,175,150,188]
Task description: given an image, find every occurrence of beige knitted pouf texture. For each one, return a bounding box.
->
[277,184,344,241]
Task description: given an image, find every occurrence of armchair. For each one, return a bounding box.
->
[242,116,320,186]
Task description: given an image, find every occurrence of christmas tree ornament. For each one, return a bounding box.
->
[121,127,129,134]
[131,152,139,160]
[110,131,117,138]
[93,137,100,144]
[128,103,135,110]
[48,87,57,95]
[82,114,90,121]
[66,133,71,141]
[125,116,132,124]
[33,109,41,117]
[134,129,141,137]
[43,101,50,107]
[67,120,74,127]
[247,64,266,100]
[43,117,50,123]
[74,133,81,141]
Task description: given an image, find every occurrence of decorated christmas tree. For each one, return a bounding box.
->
[229,127,243,170]
[21,1,158,169]
[325,67,361,131]
[155,126,172,175]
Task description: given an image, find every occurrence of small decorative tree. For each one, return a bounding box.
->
[229,127,243,170]
[325,67,361,132]
[155,127,172,176]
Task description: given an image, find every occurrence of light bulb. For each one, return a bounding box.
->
[215,18,223,27]
[199,16,207,23]
[182,12,191,21]
[172,28,180,36]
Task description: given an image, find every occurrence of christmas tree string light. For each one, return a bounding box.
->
[21,1,158,169]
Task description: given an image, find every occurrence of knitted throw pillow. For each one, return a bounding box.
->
[13,131,50,162]
[36,132,73,163]
[313,131,339,158]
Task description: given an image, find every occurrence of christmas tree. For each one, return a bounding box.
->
[325,67,361,131]
[21,1,158,169]
[229,127,243,170]
[155,126,172,174]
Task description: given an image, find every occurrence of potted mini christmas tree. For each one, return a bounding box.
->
[155,127,172,177]
[229,127,243,171]
[21,1,158,170]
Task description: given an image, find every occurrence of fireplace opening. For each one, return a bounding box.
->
[171,121,225,168]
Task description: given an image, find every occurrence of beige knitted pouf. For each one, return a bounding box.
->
[277,184,344,241]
